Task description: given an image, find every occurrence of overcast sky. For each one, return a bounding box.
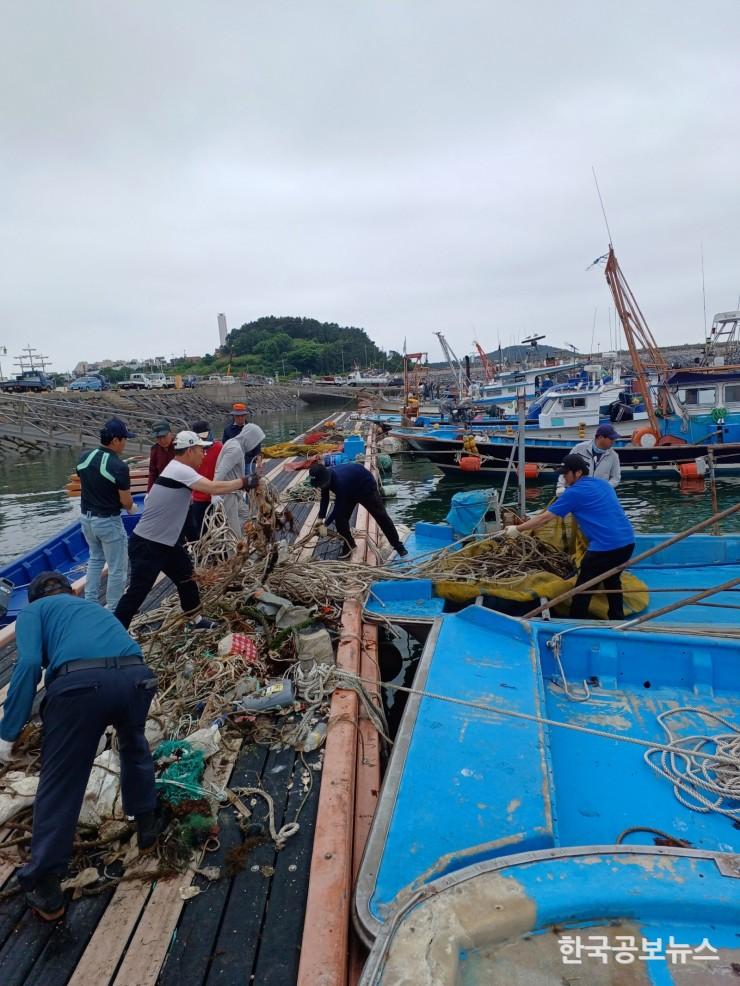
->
[2,1,739,372]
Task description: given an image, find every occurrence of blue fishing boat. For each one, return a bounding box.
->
[387,360,740,477]
[366,491,740,630]
[355,605,740,980]
[0,497,144,626]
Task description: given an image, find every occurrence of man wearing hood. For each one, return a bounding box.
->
[214,423,266,539]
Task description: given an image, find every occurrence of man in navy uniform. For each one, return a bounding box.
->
[0,572,160,920]
[309,461,408,560]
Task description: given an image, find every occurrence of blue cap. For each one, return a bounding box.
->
[103,417,136,438]
[595,424,620,440]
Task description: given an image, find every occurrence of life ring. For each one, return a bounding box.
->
[631,427,660,448]
[711,407,728,423]
[656,435,688,446]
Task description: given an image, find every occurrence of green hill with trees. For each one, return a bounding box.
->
[171,316,403,378]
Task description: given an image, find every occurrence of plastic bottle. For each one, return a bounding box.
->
[301,721,327,752]
[236,679,296,713]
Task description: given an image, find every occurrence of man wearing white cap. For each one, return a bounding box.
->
[114,431,258,630]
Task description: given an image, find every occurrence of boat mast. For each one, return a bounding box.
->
[435,331,468,397]
[603,246,669,432]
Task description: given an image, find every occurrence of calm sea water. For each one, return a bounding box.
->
[1,408,738,566]
[0,402,344,565]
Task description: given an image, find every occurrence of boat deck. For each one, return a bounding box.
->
[0,410,372,986]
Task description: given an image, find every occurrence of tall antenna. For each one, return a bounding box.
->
[592,167,614,246]
[700,243,708,336]
[590,308,597,356]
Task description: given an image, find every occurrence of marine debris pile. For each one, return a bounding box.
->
[0,481,390,898]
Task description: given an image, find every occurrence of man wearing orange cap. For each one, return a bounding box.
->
[222,403,249,443]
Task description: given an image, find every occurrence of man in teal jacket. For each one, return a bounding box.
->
[0,572,159,921]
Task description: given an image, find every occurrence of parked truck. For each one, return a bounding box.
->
[0,371,53,393]
[118,372,155,390]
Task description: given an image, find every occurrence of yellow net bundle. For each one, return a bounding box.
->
[434,515,648,620]
[261,442,342,459]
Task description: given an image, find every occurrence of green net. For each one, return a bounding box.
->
[153,740,207,807]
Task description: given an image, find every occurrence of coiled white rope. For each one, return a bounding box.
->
[231,786,300,849]
[292,662,390,743]
[644,707,740,820]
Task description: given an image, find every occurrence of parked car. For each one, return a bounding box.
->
[0,371,53,393]
[69,376,104,392]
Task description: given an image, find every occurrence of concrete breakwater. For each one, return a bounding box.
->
[0,384,307,458]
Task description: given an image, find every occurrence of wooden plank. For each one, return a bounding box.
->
[109,867,197,986]
[250,749,323,986]
[106,738,243,986]
[156,742,270,986]
[0,903,60,986]
[68,865,156,986]
[22,890,115,986]
[205,745,295,986]
[71,737,242,986]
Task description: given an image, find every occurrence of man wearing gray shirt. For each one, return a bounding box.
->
[555,423,622,495]
[115,431,257,630]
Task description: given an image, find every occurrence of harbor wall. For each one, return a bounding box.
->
[0,385,308,458]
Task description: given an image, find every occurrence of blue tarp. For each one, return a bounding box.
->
[445,490,493,538]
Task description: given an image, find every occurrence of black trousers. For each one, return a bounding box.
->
[333,489,402,552]
[17,663,157,889]
[570,543,635,620]
[114,533,201,629]
[184,501,209,542]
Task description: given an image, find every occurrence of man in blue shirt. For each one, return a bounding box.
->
[508,453,635,620]
[309,462,408,560]
[0,572,159,921]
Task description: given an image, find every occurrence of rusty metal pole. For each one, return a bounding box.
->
[707,450,720,535]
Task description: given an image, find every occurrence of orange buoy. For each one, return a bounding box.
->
[678,462,700,479]
[459,456,482,472]
[524,463,540,480]
[631,426,660,448]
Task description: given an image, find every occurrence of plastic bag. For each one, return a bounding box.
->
[0,772,39,826]
[79,750,123,827]
[296,628,334,669]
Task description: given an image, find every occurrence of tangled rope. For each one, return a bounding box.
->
[645,707,740,820]
[412,531,575,585]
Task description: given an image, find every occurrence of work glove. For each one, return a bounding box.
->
[0,738,15,764]
[211,495,223,506]
[504,525,521,538]
[127,504,138,514]
[241,475,260,491]
[314,522,328,538]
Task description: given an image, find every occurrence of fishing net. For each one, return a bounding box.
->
[261,442,342,458]
[433,516,649,619]
[153,740,207,807]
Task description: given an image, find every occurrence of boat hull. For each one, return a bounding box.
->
[355,606,740,946]
[0,499,144,625]
[396,433,740,477]
[359,846,740,983]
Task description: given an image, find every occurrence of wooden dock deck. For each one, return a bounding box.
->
[0,410,383,985]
